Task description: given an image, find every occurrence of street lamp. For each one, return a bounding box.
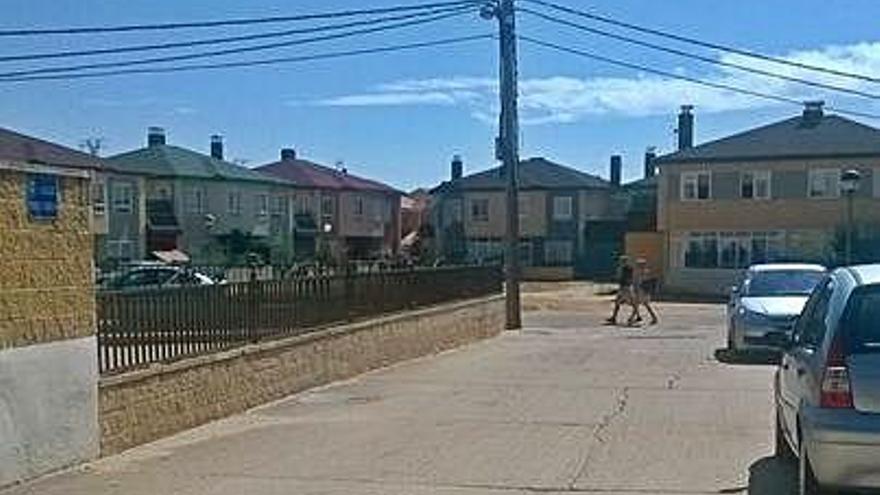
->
[840,168,862,265]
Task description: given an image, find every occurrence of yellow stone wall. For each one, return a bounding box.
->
[0,169,95,350]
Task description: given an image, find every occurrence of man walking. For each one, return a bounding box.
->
[628,258,659,325]
[606,256,635,325]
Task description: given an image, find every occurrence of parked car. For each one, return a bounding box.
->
[775,264,880,494]
[102,265,218,291]
[727,263,826,352]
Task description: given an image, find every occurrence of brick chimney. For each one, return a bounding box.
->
[677,105,694,151]
[644,147,657,179]
[210,135,223,160]
[610,155,622,186]
[147,127,166,147]
[280,148,297,161]
[451,154,463,181]
[801,100,825,127]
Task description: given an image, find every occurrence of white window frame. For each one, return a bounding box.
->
[681,171,711,201]
[112,183,133,213]
[257,194,269,216]
[354,195,365,217]
[92,180,107,216]
[740,171,771,200]
[227,189,241,215]
[808,168,841,199]
[470,198,489,222]
[186,186,206,214]
[552,196,573,221]
[270,195,286,216]
[321,195,334,220]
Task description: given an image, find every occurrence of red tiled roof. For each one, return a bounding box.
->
[0,127,103,170]
[255,158,399,194]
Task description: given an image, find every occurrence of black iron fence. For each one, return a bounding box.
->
[96,265,501,374]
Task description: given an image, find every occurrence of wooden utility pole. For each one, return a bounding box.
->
[494,0,522,329]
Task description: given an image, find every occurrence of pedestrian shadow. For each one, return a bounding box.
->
[746,455,796,494]
[714,348,780,366]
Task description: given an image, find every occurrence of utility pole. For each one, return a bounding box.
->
[483,0,521,329]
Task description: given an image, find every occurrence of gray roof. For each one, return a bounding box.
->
[656,114,880,165]
[438,157,610,192]
[107,145,292,185]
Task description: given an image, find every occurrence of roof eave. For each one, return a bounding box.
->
[656,151,880,165]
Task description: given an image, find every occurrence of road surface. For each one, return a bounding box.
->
[4,298,794,494]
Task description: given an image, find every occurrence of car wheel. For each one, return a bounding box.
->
[775,409,794,461]
[799,438,823,495]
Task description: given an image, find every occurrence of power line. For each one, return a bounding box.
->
[522,0,880,85]
[0,35,492,83]
[518,7,880,101]
[0,6,471,63]
[0,9,473,79]
[518,35,880,120]
[0,0,482,37]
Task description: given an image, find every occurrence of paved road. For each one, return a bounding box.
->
[4,300,795,494]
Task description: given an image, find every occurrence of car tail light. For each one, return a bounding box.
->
[820,335,853,409]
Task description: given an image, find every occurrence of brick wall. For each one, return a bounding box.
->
[98,295,504,455]
[0,169,95,349]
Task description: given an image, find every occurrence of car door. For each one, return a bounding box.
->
[779,277,833,440]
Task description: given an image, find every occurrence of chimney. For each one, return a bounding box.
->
[677,105,694,151]
[610,155,622,186]
[451,154,463,181]
[280,148,296,161]
[802,100,825,127]
[644,147,657,179]
[147,126,166,147]
[210,134,224,160]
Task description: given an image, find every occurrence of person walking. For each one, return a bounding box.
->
[627,258,659,325]
[606,256,636,325]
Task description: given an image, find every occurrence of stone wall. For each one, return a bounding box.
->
[99,295,504,455]
[0,166,99,488]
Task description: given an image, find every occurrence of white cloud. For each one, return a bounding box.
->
[310,41,880,125]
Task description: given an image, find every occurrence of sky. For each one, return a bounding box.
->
[2,0,880,191]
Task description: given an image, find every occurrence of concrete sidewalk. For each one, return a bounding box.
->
[3,302,793,494]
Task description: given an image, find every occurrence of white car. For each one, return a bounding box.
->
[727,263,827,352]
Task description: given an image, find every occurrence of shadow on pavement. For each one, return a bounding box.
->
[715,348,781,366]
[748,456,796,495]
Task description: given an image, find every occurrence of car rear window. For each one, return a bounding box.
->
[843,286,880,354]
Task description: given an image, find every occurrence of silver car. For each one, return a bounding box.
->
[727,264,827,352]
[776,264,880,494]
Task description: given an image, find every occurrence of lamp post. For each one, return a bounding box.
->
[840,169,862,266]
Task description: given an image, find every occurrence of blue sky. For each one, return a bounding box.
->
[2,0,880,190]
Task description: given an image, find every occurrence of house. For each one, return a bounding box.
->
[0,127,101,486]
[107,128,295,265]
[255,149,401,261]
[655,102,880,295]
[431,155,627,280]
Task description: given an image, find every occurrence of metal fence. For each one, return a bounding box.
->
[96,265,502,374]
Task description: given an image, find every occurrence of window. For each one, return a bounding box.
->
[297,194,311,214]
[26,174,59,220]
[545,240,573,265]
[92,181,107,215]
[719,232,750,269]
[682,231,785,269]
[681,171,711,201]
[471,198,489,222]
[796,279,833,348]
[110,183,132,213]
[257,194,269,216]
[741,171,771,199]
[227,190,241,215]
[106,239,134,261]
[809,169,840,198]
[186,186,206,214]
[552,196,573,221]
[270,195,287,216]
[684,232,719,268]
[354,196,365,216]
[321,195,334,220]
